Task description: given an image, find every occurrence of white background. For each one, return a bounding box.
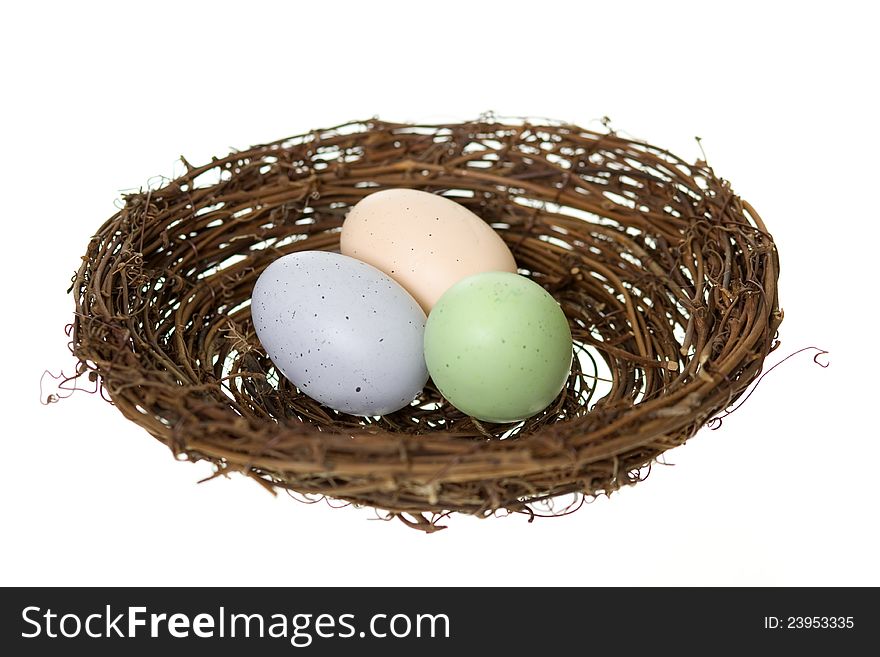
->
[1,1,877,586]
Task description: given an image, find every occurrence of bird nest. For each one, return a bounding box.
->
[69,116,782,531]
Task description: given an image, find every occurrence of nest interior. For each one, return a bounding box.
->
[70,117,782,531]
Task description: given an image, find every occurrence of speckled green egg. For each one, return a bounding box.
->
[424,271,573,423]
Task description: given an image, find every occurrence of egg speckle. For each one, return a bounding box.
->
[251,251,428,416]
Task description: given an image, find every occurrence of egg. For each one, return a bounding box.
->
[423,271,573,423]
[251,251,428,416]
[340,188,517,312]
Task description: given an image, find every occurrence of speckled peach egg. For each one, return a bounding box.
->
[340,188,517,312]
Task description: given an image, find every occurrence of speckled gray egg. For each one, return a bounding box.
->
[251,251,428,416]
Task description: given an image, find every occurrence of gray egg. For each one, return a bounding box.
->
[251,251,428,416]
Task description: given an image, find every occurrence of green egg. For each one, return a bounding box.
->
[424,271,573,423]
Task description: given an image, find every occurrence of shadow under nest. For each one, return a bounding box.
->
[70,116,782,532]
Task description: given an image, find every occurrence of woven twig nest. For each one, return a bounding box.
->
[71,117,781,531]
